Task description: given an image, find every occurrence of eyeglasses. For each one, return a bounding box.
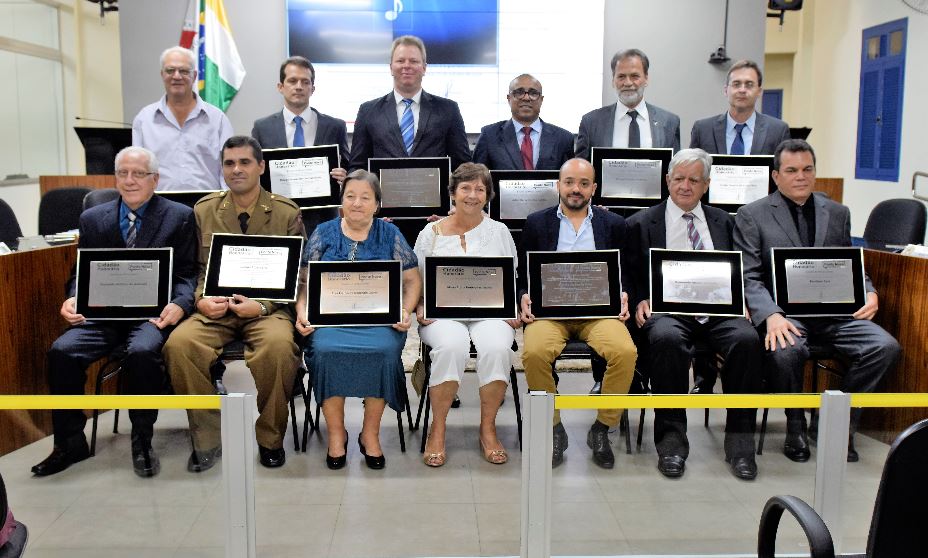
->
[116,170,156,180]
[509,88,542,100]
[163,67,193,77]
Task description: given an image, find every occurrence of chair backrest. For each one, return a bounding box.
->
[867,418,928,557]
[0,199,23,246]
[863,198,927,249]
[38,187,92,236]
[82,188,121,211]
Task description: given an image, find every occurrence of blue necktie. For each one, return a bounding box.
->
[293,115,305,147]
[400,98,415,155]
[731,123,746,155]
[126,211,138,248]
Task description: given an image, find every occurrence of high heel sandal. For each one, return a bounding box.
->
[422,432,446,467]
[326,430,349,470]
[479,439,508,465]
[358,433,385,469]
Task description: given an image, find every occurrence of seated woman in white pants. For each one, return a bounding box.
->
[414,163,520,467]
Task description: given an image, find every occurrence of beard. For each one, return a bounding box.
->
[618,88,643,108]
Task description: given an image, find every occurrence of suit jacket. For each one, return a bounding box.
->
[689,111,791,155]
[347,90,472,171]
[251,107,350,169]
[471,119,574,171]
[734,190,872,326]
[625,200,734,307]
[517,205,633,303]
[70,194,198,314]
[575,102,681,160]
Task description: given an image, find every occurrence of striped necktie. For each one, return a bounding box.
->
[126,211,138,248]
[400,98,415,155]
[682,212,704,250]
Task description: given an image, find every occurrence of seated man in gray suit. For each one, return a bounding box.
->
[734,139,900,463]
[690,60,791,155]
[576,48,680,160]
[472,74,574,171]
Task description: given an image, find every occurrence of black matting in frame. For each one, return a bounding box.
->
[261,145,341,209]
[368,157,451,218]
[591,147,672,209]
[423,256,517,320]
[156,190,217,209]
[648,249,745,317]
[75,247,173,320]
[704,154,775,214]
[306,260,402,327]
[203,233,303,302]
[527,249,622,320]
[489,170,560,231]
[772,247,866,317]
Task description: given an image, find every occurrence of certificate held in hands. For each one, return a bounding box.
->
[75,248,173,319]
[368,157,452,218]
[648,249,745,317]
[307,260,403,327]
[527,250,623,319]
[261,145,341,209]
[423,256,517,320]
[203,234,304,302]
[772,247,867,317]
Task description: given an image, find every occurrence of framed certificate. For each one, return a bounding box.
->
[368,157,451,218]
[156,190,217,209]
[526,250,622,319]
[423,256,517,320]
[772,247,867,317]
[590,147,672,209]
[306,260,403,327]
[203,234,303,302]
[261,145,341,209]
[705,155,775,214]
[648,249,745,317]
[489,170,560,230]
[75,248,173,320]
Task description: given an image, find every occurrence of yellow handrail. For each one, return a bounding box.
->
[553,393,928,410]
[0,395,222,410]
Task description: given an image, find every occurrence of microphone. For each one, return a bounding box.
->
[75,116,131,127]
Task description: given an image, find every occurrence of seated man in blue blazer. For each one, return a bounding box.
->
[32,146,198,478]
[472,74,574,171]
[518,158,637,469]
[347,35,471,172]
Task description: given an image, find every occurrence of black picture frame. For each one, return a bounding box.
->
[704,154,775,214]
[367,157,451,218]
[489,170,560,231]
[261,145,341,209]
[75,247,173,320]
[203,234,304,302]
[526,250,623,319]
[648,249,745,317]
[306,260,403,327]
[156,190,217,209]
[772,247,867,317]
[423,256,517,320]
[590,147,672,209]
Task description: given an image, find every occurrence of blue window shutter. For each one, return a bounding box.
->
[879,66,901,171]
[858,70,879,171]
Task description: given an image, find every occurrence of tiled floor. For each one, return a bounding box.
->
[1,326,887,557]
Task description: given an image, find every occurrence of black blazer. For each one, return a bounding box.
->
[689,111,791,155]
[347,90,472,171]
[472,119,575,171]
[250,108,350,169]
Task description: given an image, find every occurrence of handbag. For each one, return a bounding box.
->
[410,222,443,398]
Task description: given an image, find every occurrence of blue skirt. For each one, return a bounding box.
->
[306,326,407,412]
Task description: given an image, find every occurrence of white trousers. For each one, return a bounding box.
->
[418,319,514,388]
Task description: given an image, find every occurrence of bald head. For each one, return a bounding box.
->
[557,158,597,213]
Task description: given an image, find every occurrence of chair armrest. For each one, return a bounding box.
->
[758,495,835,558]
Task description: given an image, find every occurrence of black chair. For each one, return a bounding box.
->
[757,418,928,557]
[38,187,92,235]
[82,188,121,211]
[0,473,28,558]
[863,198,927,250]
[0,199,22,247]
[90,345,129,456]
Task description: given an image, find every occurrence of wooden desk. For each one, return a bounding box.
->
[39,175,115,196]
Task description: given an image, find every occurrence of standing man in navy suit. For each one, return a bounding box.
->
[472,74,574,171]
[31,146,198,478]
[347,35,471,172]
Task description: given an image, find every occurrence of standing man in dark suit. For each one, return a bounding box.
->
[576,49,681,160]
[472,74,574,171]
[347,35,471,172]
[690,60,791,155]
[734,139,900,463]
[628,148,761,480]
[519,158,637,469]
[31,146,198,478]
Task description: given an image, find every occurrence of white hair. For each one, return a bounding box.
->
[115,146,159,173]
[159,46,197,73]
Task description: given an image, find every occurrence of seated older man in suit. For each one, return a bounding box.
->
[32,146,198,478]
[628,148,762,480]
[734,139,900,463]
[576,48,680,160]
[472,74,574,171]
[690,60,791,156]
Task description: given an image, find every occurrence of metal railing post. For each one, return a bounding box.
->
[813,390,851,554]
[520,391,554,558]
[221,393,256,558]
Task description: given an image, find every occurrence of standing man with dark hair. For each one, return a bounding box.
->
[576,48,681,160]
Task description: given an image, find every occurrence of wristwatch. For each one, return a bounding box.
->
[257,301,269,316]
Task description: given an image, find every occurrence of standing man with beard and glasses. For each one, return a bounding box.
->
[133,46,233,191]
[32,146,197,478]
[576,48,681,160]
[472,74,574,171]
[518,158,637,469]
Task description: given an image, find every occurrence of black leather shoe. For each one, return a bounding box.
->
[132,447,160,478]
[657,455,685,478]
[552,422,568,468]
[258,445,286,468]
[783,431,811,462]
[326,431,349,470]
[689,385,704,395]
[451,395,462,409]
[187,447,221,473]
[31,440,90,477]
[847,437,859,463]
[726,455,758,480]
[587,424,615,469]
[590,381,603,395]
[358,434,385,469]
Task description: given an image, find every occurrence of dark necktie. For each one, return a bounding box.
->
[627,110,640,148]
[293,115,305,147]
[731,123,747,155]
[238,212,249,233]
[682,212,704,250]
[520,126,534,170]
[795,205,811,246]
[400,98,415,155]
[126,211,138,248]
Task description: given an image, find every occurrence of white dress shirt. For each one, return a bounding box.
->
[665,199,714,251]
[394,89,422,136]
[611,101,653,148]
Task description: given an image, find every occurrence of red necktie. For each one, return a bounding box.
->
[520,126,534,170]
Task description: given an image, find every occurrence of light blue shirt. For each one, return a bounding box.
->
[555,204,595,251]
[512,119,542,168]
[726,111,756,155]
[118,199,150,243]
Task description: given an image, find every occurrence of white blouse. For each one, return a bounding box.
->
[413,215,518,277]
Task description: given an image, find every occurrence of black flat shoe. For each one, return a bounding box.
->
[589,381,602,395]
[657,454,685,478]
[552,422,568,468]
[31,440,90,477]
[726,455,758,480]
[358,434,385,470]
[132,447,160,478]
[326,431,349,470]
[587,423,615,469]
[783,431,811,462]
[187,446,221,473]
[258,445,286,468]
[847,437,859,462]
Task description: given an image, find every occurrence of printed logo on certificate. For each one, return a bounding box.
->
[771,247,867,317]
[590,147,672,209]
[75,248,174,320]
[261,145,341,209]
[527,250,623,320]
[423,256,517,320]
[648,249,745,317]
[705,155,775,213]
[489,170,560,229]
[307,260,403,326]
[203,234,304,302]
